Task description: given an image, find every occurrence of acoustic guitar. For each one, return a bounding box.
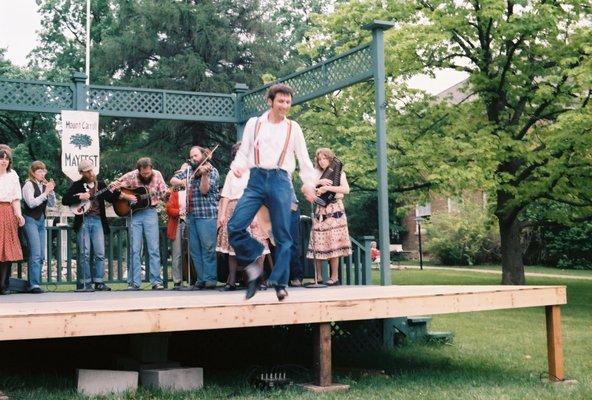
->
[112,187,170,217]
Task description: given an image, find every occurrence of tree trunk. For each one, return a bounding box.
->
[498,214,526,285]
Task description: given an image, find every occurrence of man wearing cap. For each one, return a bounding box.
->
[62,159,119,291]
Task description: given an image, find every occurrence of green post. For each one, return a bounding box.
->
[363,21,395,286]
[71,71,88,110]
[234,83,249,140]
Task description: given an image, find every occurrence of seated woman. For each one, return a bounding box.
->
[306,148,352,286]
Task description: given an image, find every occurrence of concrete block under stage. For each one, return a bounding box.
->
[76,369,138,396]
[140,367,204,391]
[298,382,350,393]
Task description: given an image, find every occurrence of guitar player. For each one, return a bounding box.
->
[61,159,119,291]
[117,157,169,290]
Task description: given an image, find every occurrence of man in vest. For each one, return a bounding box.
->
[62,159,118,291]
[228,83,317,301]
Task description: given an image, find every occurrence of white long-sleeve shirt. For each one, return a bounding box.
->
[0,170,21,202]
[22,180,56,208]
[231,111,317,189]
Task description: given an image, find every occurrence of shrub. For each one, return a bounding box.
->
[425,201,499,266]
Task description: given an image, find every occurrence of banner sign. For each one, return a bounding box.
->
[61,110,100,181]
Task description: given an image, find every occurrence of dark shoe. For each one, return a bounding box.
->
[289,279,302,287]
[94,282,111,291]
[77,284,95,292]
[275,287,288,301]
[152,283,164,290]
[220,283,236,292]
[126,284,141,291]
[172,282,184,290]
[245,277,260,300]
[193,282,206,290]
[0,288,11,295]
[204,282,217,289]
[29,286,44,294]
[326,279,340,286]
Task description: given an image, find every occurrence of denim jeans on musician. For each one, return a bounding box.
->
[128,207,163,287]
[23,215,46,288]
[188,216,217,286]
[228,168,293,287]
[76,215,105,284]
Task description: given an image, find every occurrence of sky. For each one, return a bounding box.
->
[0,0,41,67]
[0,1,467,95]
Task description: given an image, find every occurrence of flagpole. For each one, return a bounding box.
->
[85,0,91,88]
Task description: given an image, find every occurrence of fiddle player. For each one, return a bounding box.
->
[170,146,220,289]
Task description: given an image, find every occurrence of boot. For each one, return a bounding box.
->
[0,263,9,295]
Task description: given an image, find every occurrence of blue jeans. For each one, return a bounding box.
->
[128,208,163,287]
[77,215,105,284]
[24,215,46,288]
[188,216,217,285]
[228,168,292,287]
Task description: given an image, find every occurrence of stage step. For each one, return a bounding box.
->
[391,316,453,344]
[426,331,455,344]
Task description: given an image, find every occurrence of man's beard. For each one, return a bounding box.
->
[139,173,153,185]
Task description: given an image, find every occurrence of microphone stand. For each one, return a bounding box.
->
[178,162,193,291]
[305,201,326,289]
[75,182,93,292]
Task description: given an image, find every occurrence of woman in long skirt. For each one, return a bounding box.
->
[0,148,25,295]
[306,148,352,285]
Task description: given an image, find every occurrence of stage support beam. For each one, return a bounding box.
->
[545,305,564,381]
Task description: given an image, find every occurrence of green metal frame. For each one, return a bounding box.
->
[0,21,393,288]
[237,43,373,122]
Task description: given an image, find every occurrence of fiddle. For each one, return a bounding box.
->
[191,144,219,179]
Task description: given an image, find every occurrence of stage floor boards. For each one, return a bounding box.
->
[0,285,565,341]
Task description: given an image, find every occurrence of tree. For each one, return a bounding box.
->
[18,1,320,184]
[298,0,592,284]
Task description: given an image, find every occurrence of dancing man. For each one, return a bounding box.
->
[228,83,317,301]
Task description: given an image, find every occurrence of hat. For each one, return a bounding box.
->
[78,159,94,173]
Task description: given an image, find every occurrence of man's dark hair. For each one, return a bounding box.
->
[266,84,294,101]
[136,157,153,170]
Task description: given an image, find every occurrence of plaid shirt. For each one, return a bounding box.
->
[174,165,219,219]
[119,169,168,206]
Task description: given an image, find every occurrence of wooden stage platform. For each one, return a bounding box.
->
[0,285,567,387]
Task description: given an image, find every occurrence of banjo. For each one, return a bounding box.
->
[69,181,117,216]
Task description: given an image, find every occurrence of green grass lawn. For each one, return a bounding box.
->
[1,268,590,399]
[402,260,592,278]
